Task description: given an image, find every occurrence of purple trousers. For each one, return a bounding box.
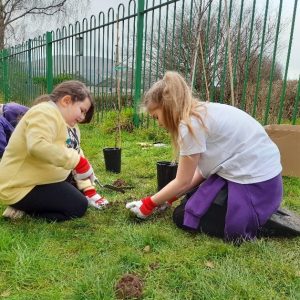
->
[183,174,283,241]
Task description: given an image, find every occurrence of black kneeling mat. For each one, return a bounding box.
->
[260,207,300,237]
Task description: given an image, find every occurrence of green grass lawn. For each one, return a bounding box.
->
[0,123,300,300]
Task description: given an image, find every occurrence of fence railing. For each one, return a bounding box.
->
[0,0,299,125]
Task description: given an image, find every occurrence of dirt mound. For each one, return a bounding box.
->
[115,273,143,299]
[112,179,127,187]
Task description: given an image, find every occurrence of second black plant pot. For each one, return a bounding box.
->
[103,147,121,173]
[156,161,178,191]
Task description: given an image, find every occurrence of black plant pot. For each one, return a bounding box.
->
[156,161,178,191]
[103,147,121,173]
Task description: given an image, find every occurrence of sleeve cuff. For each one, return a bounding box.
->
[183,211,201,229]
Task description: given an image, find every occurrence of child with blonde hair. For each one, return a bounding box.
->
[126,71,283,242]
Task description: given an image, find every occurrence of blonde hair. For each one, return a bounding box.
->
[143,71,206,152]
[32,80,94,123]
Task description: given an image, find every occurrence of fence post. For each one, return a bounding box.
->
[28,39,33,101]
[133,0,145,127]
[2,49,9,103]
[46,32,53,93]
[277,0,298,124]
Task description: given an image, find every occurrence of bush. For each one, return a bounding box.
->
[218,80,299,124]
[96,108,134,134]
[94,94,133,111]
[136,126,170,144]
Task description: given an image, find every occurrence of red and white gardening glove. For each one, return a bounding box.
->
[84,188,109,209]
[73,156,95,182]
[126,196,158,219]
[157,196,178,212]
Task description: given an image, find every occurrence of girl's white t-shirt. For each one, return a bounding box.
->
[179,102,282,184]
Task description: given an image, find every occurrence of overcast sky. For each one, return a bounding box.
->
[84,0,299,80]
[88,0,130,14]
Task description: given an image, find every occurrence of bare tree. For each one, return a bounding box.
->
[146,0,284,107]
[0,0,90,49]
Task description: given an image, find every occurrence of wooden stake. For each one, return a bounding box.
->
[224,0,235,106]
[115,14,122,148]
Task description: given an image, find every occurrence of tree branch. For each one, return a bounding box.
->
[5,0,67,25]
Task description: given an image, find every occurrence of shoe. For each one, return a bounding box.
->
[87,193,109,209]
[2,206,25,219]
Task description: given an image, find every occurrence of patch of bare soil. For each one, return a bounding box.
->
[112,178,127,187]
[115,273,143,299]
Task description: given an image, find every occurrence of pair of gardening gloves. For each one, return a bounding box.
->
[74,156,109,209]
[126,196,177,219]
[74,156,177,216]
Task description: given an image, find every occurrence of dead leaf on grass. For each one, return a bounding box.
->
[204,261,215,269]
[1,290,11,297]
[143,245,151,253]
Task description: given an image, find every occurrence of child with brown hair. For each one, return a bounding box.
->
[0,80,108,221]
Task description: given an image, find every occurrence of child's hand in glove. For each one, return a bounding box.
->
[84,188,109,209]
[157,196,178,212]
[73,156,95,182]
[126,196,157,219]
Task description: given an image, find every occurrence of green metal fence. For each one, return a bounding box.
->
[0,0,299,125]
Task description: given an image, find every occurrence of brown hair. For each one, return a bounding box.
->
[143,71,206,152]
[32,80,94,123]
